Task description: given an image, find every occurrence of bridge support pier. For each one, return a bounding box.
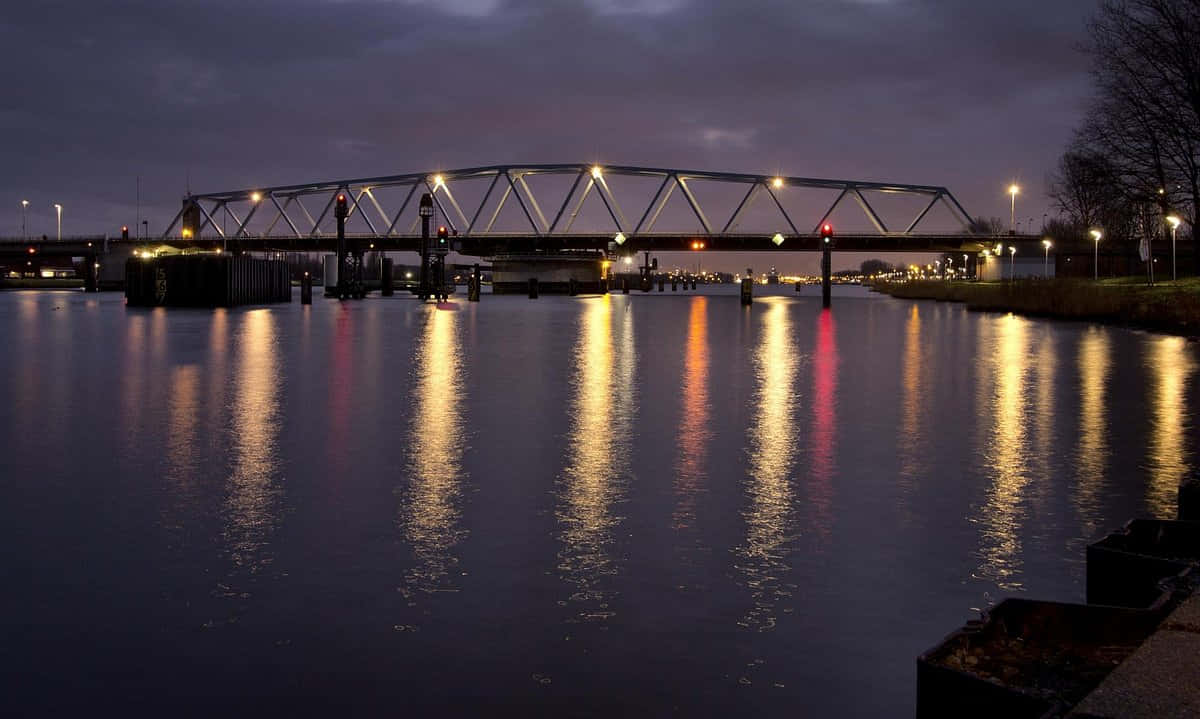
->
[301,272,312,304]
[83,256,98,293]
[381,258,394,296]
[822,243,832,308]
[741,269,753,306]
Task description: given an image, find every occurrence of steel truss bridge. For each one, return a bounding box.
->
[156,164,994,255]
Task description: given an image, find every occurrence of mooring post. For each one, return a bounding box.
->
[381,257,394,296]
[671,276,677,291]
[83,255,98,293]
[301,271,312,304]
[822,242,832,309]
[469,263,481,302]
[569,277,578,296]
[528,277,538,299]
[741,267,753,306]
[691,277,696,290]
[622,278,629,294]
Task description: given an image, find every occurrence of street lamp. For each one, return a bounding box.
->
[1008,184,1019,234]
[1008,245,1016,281]
[1042,239,1052,278]
[1167,215,1181,281]
[963,253,969,280]
[1090,229,1103,280]
[54,204,62,242]
[20,200,28,241]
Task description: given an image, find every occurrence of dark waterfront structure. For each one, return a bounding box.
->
[124,255,290,307]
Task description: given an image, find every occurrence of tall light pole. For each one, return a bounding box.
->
[963,254,969,280]
[20,200,28,241]
[1042,239,1052,278]
[1009,184,1019,234]
[1167,215,1181,281]
[1008,245,1016,281]
[1091,229,1103,280]
[54,204,62,242]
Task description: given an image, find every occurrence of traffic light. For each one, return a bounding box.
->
[436,225,449,254]
[335,193,348,219]
[121,225,129,241]
[820,222,834,245]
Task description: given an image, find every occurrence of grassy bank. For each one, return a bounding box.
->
[871,278,1200,336]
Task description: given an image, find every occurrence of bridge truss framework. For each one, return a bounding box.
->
[162,164,976,247]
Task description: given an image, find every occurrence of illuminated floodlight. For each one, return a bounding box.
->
[591,166,603,179]
[623,255,633,265]
[772,177,783,189]
[614,232,626,245]
[433,174,445,187]
[772,232,785,246]
[250,191,262,203]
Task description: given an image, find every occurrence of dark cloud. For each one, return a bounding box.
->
[0,0,1096,271]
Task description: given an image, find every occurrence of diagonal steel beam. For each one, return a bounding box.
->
[722,182,762,234]
[547,170,585,234]
[593,174,628,232]
[851,188,889,234]
[563,177,596,234]
[436,180,471,232]
[502,170,539,235]
[311,189,340,236]
[762,183,799,235]
[905,192,942,234]
[468,172,502,236]
[196,201,226,239]
[633,174,672,235]
[385,183,420,237]
[643,176,678,233]
[293,196,320,237]
[363,188,392,231]
[813,188,849,234]
[515,173,549,232]
[268,194,302,238]
[675,176,712,235]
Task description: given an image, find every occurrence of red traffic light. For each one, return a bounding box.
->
[437,226,448,238]
[821,223,833,236]
[336,194,346,204]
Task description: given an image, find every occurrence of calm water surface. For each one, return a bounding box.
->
[1,286,1197,716]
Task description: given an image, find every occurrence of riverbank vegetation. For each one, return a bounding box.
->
[872,279,1200,336]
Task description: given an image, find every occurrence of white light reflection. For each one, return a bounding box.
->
[558,295,636,622]
[1145,336,1195,516]
[222,310,282,594]
[736,298,799,632]
[973,313,1033,592]
[399,307,468,598]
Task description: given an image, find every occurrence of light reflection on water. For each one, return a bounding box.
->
[4,288,1200,716]
[898,304,929,516]
[973,313,1032,591]
[806,308,837,545]
[398,307,468,597]
[737,297,800,632]
[1146,335,1195,516]
[222,309,282,588]
[558,294,636,621]
[674,296,711,531]
[1073,327,1111,538]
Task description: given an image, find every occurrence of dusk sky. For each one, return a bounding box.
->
[2,0,1097,272]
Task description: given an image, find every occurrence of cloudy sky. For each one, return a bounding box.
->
[1,0,1097,272]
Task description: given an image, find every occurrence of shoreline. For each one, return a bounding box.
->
[871,279,1200,338]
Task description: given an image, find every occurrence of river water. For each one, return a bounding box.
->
[1,285,1196,715]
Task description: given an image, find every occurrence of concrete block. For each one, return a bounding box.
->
[1069,631,1200,718]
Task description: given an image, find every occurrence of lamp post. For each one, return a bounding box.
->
[1090,229,1103,280]
[1042,239,1052,278]
[54,204,62,242]
[1167,215,1181,281]
[1009,184,1019,234]
[1008,245,1016,281]
[963,254,969,280]
[20,200,28,241]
